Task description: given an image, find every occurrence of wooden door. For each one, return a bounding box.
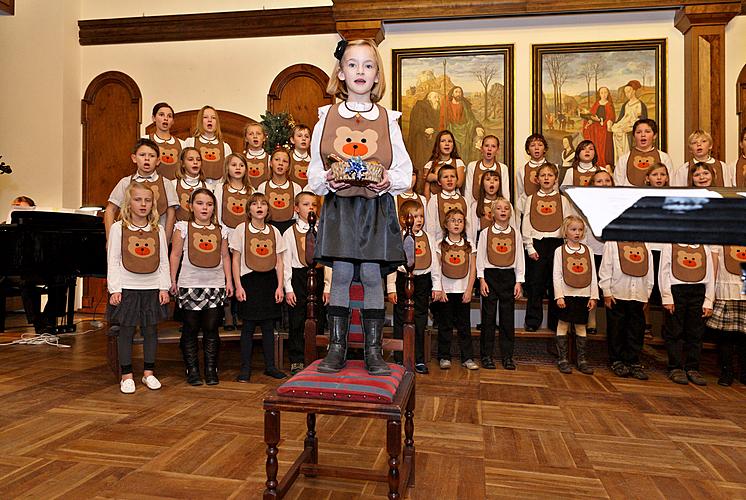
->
[267,64,333,131]
[738,64,746,155]
[81,71,142,312]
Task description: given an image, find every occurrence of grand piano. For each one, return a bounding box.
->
[0,209,107,332]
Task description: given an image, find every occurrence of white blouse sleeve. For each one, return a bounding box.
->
[307,105,332,196]
[386,109,414,197]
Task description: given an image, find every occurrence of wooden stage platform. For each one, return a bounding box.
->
[0,313,745,499]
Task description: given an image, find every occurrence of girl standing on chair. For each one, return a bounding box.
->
[169,188,233,386]
[307,38,412,376]
[107,182,170,394]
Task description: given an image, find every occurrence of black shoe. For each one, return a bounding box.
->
[524,325,538,332]
[481,357,496,369]
[317,307,350,373]
[362,309,391,376]
[556,336,572,374]
[717,370,734,387]
[264,367,287,379]
[501,357,516,370]
[611,361,630,378]
[575,337,594,375]
[186,368,203,386]
[235,372,251,383]
[629,364,649,381]
[686,370,707,386]
[586,328,597,335]
[415,363,429,374]
[223,324,236,332]
[668,369,688,385]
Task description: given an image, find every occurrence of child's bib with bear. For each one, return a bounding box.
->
[471,162,496,200]
[194,136,225,180]
[149,133,181,181]
[572,166,597,187]
[244,225,277,272]
[616,241,649,277]
[436,194,467,230]
[626,148,661,186]
[175,179,205,222]
[290,152,310,188]
[131,175,168,218]
[396,193,424,219]
[414,231,432,271]
[221,184,249,229]
[320,103,392,199]
[486,225,516,267]
[562,244,592,289]
[523,162,544,197]
[292,224,309,268]
[187,223,221,269]
[671,244,706,283]
[265,181,295,222]
[440,240,470,279]
[121,226,160,274]
[245,152,269,190]
[529,191,563,233]
[723,245,746,276]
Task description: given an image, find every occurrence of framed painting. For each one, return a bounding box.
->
[392,44,514,192]
[532,39,666,170]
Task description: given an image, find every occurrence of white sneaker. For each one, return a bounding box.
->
[462,359,479,370]
[141,375,162,390]
[120,378,136,394]
[439,359,451,370]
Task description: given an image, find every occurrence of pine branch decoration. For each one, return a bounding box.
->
[260,111,295,153]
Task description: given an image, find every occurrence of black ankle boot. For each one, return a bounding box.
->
[556,336,572,374]
[317,307,349,373]
[204,335,220,385]
[363,309,391,376]
[575,336,594,375]
[180,335,202,386]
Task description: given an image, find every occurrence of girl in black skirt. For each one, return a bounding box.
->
[107,181,170,394]
[229,192,287,381]
[552,216,599,375]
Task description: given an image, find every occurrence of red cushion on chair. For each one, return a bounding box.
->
[277,360,405,403]
[349,283,364,343]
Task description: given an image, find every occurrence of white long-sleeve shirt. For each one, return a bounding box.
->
[598,241,654,302]
[711,246,745,302]
[521,190,575,255]
[107,221,170,293]
[463,160,510,205]
[385,230,441,293]
[658,243,715,308]
[553,244,599,299]
[281,219,331,294]
[476,223,525,282]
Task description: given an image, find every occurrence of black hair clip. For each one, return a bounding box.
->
[334,39,348,61]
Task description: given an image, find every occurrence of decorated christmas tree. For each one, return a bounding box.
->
[260,111,295,153]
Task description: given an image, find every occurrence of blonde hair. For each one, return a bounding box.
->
[247,192,270,222]
[688,129,713,145]
[327,39,386,103]
[222,153,253,192]
[645,162,669,186]
[176,147,206,182]
[242,121,266,152]
[193,105,223,142]
[120,182,159,230]
[488,197,513,222]
[561,215,585,240]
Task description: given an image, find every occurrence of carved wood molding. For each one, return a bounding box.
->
[267,64,332,104]
[336,20,385,44]
[0,0,14,16]
[81,71,142,124]
[674,3,740,33]
[78,7,335,45]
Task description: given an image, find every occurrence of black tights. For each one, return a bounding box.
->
[181,307,222,344]
[240,319,275,374]
[118,325,157,375]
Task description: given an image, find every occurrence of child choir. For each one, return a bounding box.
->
[104,42,746,394]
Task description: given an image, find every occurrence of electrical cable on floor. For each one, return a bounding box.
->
[0,332,71,348]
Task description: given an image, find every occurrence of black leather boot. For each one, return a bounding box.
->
[317,306,349,373]
[556,335,572,374]
[180,334,202,386]
[204,335,220,385]
[363,309,391,376]
[575,336,594,375]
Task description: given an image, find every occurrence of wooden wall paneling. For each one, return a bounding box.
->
[674,3,740,161]
[78,7,335,45]
[0,0,14,15]
[267,64,334,131]
[737,64,746,151]
[81,71,142,312]
[144,110,257,157]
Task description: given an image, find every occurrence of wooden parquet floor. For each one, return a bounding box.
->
[1,315,745,499]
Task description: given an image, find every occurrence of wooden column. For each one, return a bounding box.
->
[336,20,385,44]
[674,4,739,161]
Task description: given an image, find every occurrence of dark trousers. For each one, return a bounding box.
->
[118,325,157,374]
[437,293,473,362]
[240,319,275,374]
[393,271,431,364]
[606,299,645,365]
[288,267,310,364]
[524,237,562,331]
[663,284,706,371]
[481,268,516,360]
[718,330,746,376]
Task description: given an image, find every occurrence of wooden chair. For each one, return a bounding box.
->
[262,213,416,499]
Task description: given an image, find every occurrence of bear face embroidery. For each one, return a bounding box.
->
[566,256,589,275]
[729,246,746,262]
[269,192,291,209]
[179,192,191,211]
[482,205,493,221]
[442,201,463,213]
[676,250,703,269]
[577,174,592,186]
[623,244,645,263]
[192,232,218,253]
[226,196,246,215]
[160,147,178,165]
[248,162,265,178]
[415,240,427,256]
[200,146,220,162]
[491,236,513,254]
[446,249,466,265]
[528,169,538,186]
[633,155,655,171]
[294,163,308,180]
[249,237,273,257]
[536,200,557,215]
[128,235,156,258]
[333,126,379,160]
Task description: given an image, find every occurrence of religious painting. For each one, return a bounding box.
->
[532,39,666,169]
[393,45,514,190]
